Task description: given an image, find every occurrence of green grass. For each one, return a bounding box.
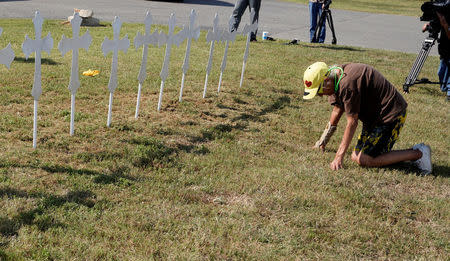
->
[283,0,425,17]
[0,18,449,260]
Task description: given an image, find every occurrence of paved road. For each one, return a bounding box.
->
[0,0,435,55]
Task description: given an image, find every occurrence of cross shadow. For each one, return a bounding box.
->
[232,95,291,123]
[40,163,136,185]
[0,187,95,238]
[189,122,247,143]
[0,160,136,186]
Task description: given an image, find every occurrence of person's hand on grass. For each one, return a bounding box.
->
[330,156,343,170]
[313,143,326,152]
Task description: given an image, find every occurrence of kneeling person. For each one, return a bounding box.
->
[303,62,432,174]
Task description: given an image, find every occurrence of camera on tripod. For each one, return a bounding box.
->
[403,0,449,93]
[420,0,450,36]
[323,0,332,10]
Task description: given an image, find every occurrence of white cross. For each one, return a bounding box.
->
[240,9,258,88]
[101,16,130,127]
[0,27,15,69]
[179,9,201,102]
[22,11,54,148]
[217,16,237,93]
[134,11,159,118]
[203,13,222,99]
[58,12,92,135]
[157,13,186,112]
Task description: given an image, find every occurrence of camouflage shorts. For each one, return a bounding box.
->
[354,111,407,157]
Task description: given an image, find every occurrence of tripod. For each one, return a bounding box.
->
[312,1,337,45]
[403,29,439,93]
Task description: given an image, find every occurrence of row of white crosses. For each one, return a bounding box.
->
[0,9,257,148]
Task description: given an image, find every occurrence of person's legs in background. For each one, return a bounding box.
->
[231,0,249,33]
[309,2,325,43]
[437,58,450,100]
[309,2,319,42]
[248,0,261,41]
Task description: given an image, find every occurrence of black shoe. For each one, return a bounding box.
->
[284,39,298,45]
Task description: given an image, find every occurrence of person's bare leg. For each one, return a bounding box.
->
[351,149,422,167]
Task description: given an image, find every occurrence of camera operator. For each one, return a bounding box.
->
[309,0,326,43]
[422,7,450,100]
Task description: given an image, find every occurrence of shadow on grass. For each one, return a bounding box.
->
[126,135,212,166]
[41,163,135,185]
[189,95,292,144]
[14,56,60,65]
[176,143,210,155]
[430,164,450,178]
[147,0,234,7]
[190,123,247,143]
[217,103,238,111]
[232,95,291,123]
[0,160,135,185]
[386,162,450,177]
[127,137,178,169]
[0,188,95,238]
[303,44,364,52]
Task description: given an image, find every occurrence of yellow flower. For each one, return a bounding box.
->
[82,69,100,77]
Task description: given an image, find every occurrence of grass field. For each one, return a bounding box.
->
[0,17,449,260]
[284,0,426,17]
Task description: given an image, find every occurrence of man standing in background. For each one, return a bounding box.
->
[309,0,326,43]
[230,0,261,41]
[436,11,450,100]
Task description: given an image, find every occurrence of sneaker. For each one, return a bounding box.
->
[412,143,432,175]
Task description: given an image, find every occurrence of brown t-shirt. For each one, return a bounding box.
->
[328,63,407,128]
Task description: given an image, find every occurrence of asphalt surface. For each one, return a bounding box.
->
[0,0,436,55]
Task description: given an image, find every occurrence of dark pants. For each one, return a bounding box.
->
[231,0,261,40]
[309,1,326,43]
[438,58,450,97]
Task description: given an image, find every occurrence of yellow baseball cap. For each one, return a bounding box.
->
[303,62,328,100]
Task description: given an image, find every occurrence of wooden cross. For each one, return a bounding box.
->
[179,9,201,102]
[157,13,186,112]
[22,11,53,148]
[101,16,130,127]
[134,11,159,118]
[203,13,221,99]
[240,9,258,88]
[0,27,15,69]
[217,16,237,93]
[58,12,92,135]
